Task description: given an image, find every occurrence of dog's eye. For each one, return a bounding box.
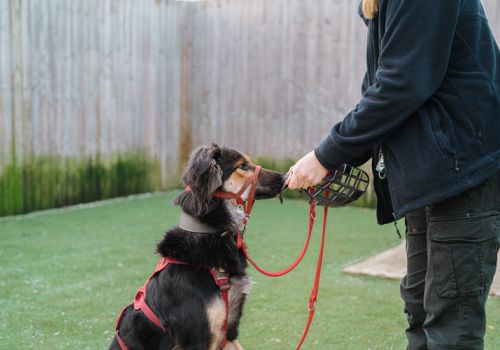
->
[238,163,249,171]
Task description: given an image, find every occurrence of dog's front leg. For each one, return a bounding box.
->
[223,340,244,350]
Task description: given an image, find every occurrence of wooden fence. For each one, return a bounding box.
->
[0,0,499,215]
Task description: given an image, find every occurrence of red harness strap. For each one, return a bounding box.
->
[213,166,262,216]
[208,268,231,349]
[115,258,231,350]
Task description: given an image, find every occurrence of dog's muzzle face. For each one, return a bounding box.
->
[254,168,286,200]
[179,144,285,217]
[219,149,285,201]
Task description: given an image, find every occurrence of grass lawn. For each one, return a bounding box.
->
[1,191,499,349]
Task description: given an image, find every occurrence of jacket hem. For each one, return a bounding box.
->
[392,163,500,219]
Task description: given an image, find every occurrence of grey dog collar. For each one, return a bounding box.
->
[179,211,219,233]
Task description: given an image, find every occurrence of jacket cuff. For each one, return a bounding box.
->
[314,135,353,170]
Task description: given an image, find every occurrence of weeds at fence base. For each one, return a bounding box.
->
[0,152,161,217]
[0,154,375,217]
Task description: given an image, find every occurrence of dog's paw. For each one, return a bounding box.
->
[223,340,244,350]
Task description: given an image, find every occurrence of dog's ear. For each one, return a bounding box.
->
[176,144,223,215]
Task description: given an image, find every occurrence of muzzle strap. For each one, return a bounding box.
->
[213,165,262,217]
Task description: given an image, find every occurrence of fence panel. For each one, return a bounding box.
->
[0,0,499,215]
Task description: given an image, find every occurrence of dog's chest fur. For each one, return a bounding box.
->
[227,202,247,233]
[154,199,251,347]
[206,276,252,349]
[203,204,251,347]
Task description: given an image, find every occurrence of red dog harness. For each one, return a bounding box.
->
[115,165,325,350]
[115,168,263,350]
[115,257,231,350]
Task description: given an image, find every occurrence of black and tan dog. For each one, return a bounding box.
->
[110,144,285,350]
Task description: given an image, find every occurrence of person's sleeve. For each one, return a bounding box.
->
[315,0,462,170]
[316,145,371,168]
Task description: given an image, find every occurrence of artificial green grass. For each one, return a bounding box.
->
[0,192,499,349]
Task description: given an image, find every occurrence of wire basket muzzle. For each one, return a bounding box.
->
[305,164,370,207]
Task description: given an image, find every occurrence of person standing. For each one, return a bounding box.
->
[287,0,500,349]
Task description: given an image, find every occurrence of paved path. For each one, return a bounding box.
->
[343,242,500,297]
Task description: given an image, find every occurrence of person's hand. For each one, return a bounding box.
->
[286,151,328,190]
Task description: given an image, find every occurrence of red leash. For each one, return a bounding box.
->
[241,201,317,277]
[239,202,328,350]
[215,168,330,349]
[296,205,328,350]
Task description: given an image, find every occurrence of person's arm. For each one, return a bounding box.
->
[315,0,462,169]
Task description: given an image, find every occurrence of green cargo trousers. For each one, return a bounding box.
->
[401,171,500,350]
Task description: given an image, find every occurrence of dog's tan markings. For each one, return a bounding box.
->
[223,154,258,198]
[205,276,251,350]
[228,276,252,325]
[206,297,226,350]
[223,339,244,350]
[241,154,253,164]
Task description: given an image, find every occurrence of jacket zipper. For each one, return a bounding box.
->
[378,145,402,237]
[375,147,386,180]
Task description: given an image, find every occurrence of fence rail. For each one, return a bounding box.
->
[1,0,499,215]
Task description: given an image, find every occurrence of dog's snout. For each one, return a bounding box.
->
[253,168,287,200]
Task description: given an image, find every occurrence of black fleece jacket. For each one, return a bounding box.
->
[315,0,500,222]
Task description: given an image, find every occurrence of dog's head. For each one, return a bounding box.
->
[176,143,285,216]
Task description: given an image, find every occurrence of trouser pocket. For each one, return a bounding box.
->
[428,212,499,298]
